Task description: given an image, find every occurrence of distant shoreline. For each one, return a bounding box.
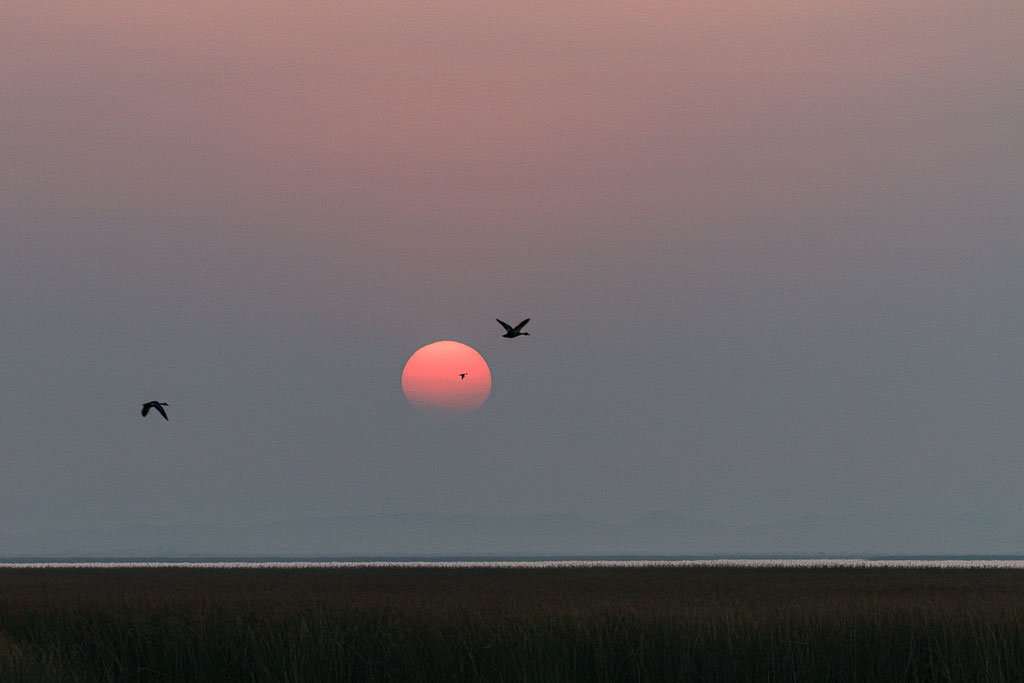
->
[6,557,1024,569]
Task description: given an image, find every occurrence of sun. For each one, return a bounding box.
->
[401,341,492,417]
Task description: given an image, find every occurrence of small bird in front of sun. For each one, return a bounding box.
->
[459,373,467,379]
[497,318,530,338]
[141,401,169,420]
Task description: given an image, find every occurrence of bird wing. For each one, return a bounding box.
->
[154,404,169,420]
[513,318,530,332]
[141,404,150,417]
[496,318,513,333]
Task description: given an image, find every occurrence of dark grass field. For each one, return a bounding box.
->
[2,566,1024,681]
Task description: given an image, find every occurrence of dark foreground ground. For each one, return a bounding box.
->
[1,566,1024,681]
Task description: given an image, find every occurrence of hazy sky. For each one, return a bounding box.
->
[2,2,1022,554]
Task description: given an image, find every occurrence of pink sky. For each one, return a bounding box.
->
[7,1,1017,335]
[8,2,1018,231]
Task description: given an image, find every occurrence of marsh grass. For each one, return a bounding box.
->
[1,566,1023,681]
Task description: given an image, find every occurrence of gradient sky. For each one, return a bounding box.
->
[2,2,1022,555]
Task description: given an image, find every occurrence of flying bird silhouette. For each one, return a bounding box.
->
[141,401,169,420]
[497,318,530,338]
[459,373,467,379]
